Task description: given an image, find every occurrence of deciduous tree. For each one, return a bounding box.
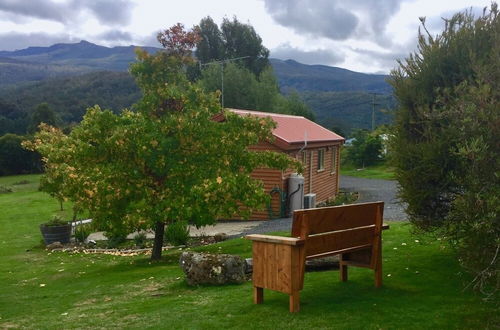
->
[27,24,298,260]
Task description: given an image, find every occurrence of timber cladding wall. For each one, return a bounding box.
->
[243,144,342,220]
[301,144,341,203]
[215,109,344,220]
[250,168,284,220]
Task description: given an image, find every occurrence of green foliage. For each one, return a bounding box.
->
[28,103,57,133]
[164,221,190,246]
[278,90,316,121]
[316,191,358,207]
[0,56,90,87]
[0,99,28,135]
[74,223,92,243]
[390,5,500,296]
[195,17,225,64]
[28,24,298,260]
[44,215,68,226]
[0,133,41,176]
[198,63,315,119]
[133,232,148,248]
[345,129,383,167]
[301,91,395,134]
[105,232,128,249]
[196,16,270,76]
[0,71,142,127]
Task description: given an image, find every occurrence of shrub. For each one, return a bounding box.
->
[133,232,148,248]
[44,215,68,226]
[345,129,383,168]
[105,232,128,249]
[74,223,92,243]
[317,191,358,207]
[164,221,190,246]
[390,5,499,297]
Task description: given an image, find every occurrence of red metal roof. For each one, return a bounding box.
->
[228,109,344,148]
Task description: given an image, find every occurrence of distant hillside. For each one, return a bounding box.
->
[0,41,391,93]
[0,41,396,134]
[0,57,91,86]
[270,58,391,94]
[301,91,395,133]
[0,71,141,124]
[0,40,160,71]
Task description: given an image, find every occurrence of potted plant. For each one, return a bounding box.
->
[40,215,72,245]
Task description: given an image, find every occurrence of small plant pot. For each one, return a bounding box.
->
[40,223,72,245]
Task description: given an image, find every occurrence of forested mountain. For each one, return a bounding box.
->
[0,41,395,134]
[268,59,393,133]
[0,71,140,134]
[0,56,91,86]
[270,59,390,94]
[0,40,160,71]
[301,91,395,134]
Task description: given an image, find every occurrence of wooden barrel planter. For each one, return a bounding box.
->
[40,223,72,245]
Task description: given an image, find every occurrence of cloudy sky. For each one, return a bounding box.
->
[0,0,491,73]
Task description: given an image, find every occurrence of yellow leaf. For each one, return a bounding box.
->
[216,176,222,184]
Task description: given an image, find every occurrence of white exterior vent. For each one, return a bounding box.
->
[304,193,316,209]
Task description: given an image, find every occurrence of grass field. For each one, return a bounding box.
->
[0,174,497,329]
[341,163,395,180]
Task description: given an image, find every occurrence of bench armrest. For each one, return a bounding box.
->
[382,223,390,230]
[246,234,305,246]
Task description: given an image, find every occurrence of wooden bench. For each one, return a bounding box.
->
[246,201,388,312]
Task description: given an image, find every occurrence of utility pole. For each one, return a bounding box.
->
[200,56,250,108]
[371,93,381,131]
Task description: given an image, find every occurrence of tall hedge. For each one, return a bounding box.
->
[390,5,499,297]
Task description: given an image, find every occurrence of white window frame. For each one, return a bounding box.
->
[317,149,325,171]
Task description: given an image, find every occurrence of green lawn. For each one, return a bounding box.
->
[341,163,395,180]
[0,174,497,329]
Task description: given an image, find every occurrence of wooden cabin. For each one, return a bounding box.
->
[215,109,345,220]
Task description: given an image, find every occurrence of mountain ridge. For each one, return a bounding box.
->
[0,40,391,93]
[0,40,394,133]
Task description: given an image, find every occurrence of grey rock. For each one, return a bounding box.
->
[46,241,63,250]
[179,252,246,285]
[245,258,253,274]
[243,256,339,274]
[305,256,339,271]
[213,233,228,242]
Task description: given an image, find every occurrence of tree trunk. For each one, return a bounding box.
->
[151,221,165,260]
[59,200,63,211]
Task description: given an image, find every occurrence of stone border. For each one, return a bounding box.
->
[49,245,182,256]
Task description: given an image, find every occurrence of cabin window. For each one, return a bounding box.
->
[331,147,337,174]
[302,151,307,164]
[317,149,325,171]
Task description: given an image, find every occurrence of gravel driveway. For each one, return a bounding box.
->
[340,175,407,221]
[235,175,407,237]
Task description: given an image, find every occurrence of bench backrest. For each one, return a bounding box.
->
[291,201,384,259]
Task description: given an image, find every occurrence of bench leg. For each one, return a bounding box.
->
[340,254,348,282]
[253,286,263,304]
[289,291,300,313]
[340,264,348,282]
[374,249,382,288]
